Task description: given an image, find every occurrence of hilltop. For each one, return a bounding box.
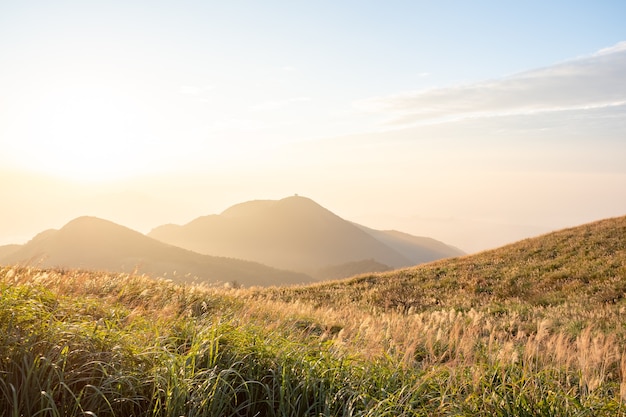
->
[0,216,309,287]
[149,195,463,278]
[0,195,463,285]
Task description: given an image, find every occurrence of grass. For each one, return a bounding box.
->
[257,216,626,312]
[0,215,625,416]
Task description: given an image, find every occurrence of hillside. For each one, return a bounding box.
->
[2,215,626,415]
[0,216,309,287]
[354,224,465,264]
[149,195,462,278]
[258,215,626,312]
[0,244,20,259]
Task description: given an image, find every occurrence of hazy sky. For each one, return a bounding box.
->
[1,1,625,253]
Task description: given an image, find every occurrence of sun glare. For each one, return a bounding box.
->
[7,80,158,182]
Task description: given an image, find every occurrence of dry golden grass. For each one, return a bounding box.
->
[1,215,625,415]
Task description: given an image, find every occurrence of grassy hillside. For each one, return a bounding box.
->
[315,258,392,280]
[260,215,626,313]
[1,215,625,416]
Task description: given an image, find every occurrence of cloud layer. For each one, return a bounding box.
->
[361,42,626,126]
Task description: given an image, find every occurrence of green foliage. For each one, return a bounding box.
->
[0,215,625,416]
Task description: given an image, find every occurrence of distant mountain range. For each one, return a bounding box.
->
[0,196,463,285]
[0,216,309,287]
[148,196,463,278]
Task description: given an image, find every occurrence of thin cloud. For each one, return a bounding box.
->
[359,41,626,126]
[595,41,626,56]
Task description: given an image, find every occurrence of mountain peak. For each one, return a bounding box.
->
[1,215,309,287]
[57,216,145,244]
[279,194,318,204]
[275,195,327,212]
[220,195,322,218]
[149,195,461,278]
[61,215,123,231]
[220,199,275,217]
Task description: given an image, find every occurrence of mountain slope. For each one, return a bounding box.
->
[258,215,626,311]
[149,196,461,278]
[0,216,309,287]
[0,244,20,260]
[353,224,464,264]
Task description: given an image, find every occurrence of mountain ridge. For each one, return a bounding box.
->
[149,195,462,278]
[0,216,310,287]
[0,196,464,284]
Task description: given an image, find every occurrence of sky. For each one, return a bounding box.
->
[1,0,625,253]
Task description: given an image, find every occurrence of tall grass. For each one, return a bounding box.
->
[1,257,626,415]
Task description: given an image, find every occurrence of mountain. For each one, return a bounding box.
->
[0,244,20,259]
[353,225,464,264]
[0,216,309,287]
[149,196,462,278]
[259,215,626,312]
[315,258,392,280]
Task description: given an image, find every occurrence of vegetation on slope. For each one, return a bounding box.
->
[261,215,626,313]
[315,258,392,280]
[0,215,625,416]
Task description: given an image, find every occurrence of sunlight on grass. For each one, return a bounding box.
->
[0,216,624,415]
